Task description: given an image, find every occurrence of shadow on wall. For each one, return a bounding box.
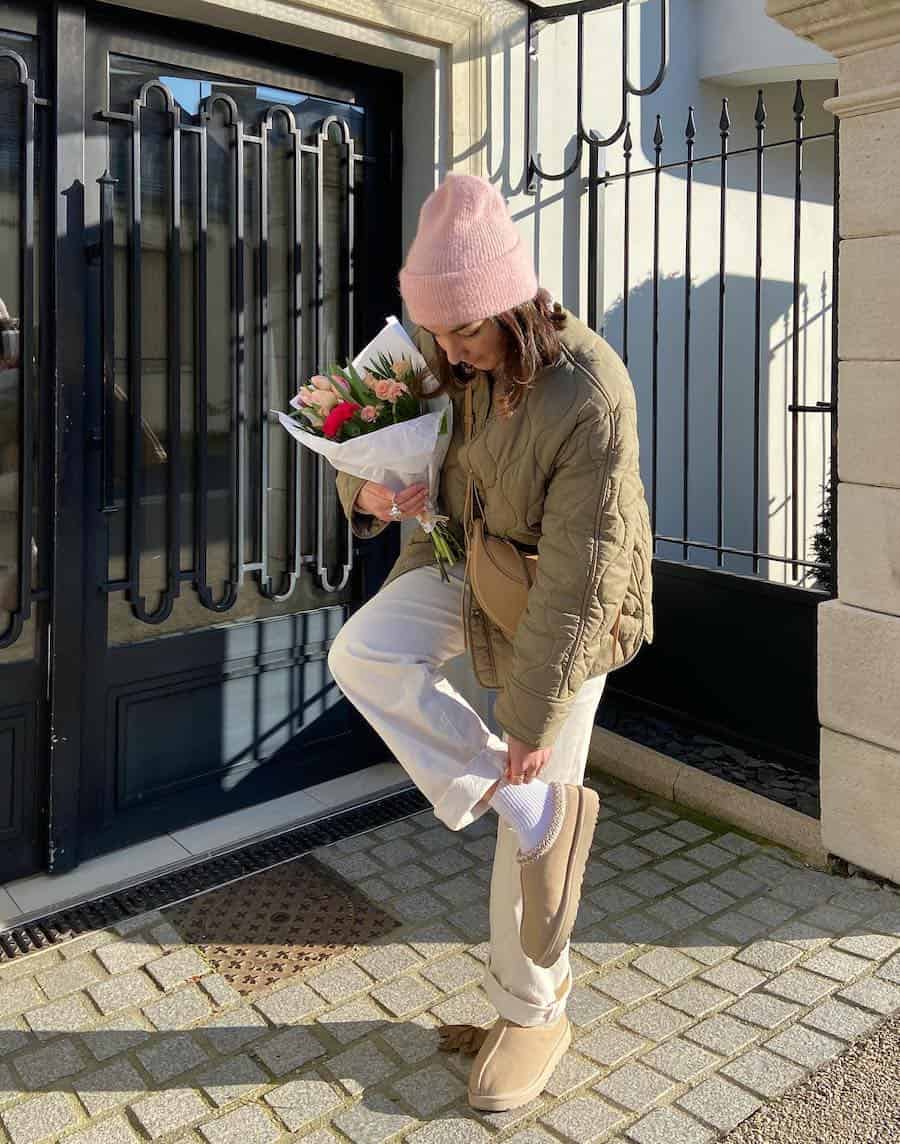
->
[602,272,831,581]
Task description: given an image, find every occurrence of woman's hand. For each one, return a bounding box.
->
[356,481,429,523]
[506,735,552,784]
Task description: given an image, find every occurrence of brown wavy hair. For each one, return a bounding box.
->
[425,289,566,418]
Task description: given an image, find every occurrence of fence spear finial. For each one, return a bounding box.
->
[719,98,731,135]
[685,106,696,143]
[755,90,766,127]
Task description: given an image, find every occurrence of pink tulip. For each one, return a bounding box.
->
[310,375,333,390]
[306,388,340,413]
[360,405,378,422]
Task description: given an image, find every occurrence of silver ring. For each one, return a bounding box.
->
[389,497,401,519]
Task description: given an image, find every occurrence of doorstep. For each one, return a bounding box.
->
[589,727,829,869]
[1,761,408,929]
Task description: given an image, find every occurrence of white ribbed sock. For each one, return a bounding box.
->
[490,779,556,853]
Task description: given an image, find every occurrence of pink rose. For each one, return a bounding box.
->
[373,378,394,401]
[361,370,376,390]
[391,358,412,380]
[360,405,378,422]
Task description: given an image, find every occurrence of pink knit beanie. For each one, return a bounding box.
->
[399,174,538,330]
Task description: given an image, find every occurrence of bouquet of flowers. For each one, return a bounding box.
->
[275,317,464,580]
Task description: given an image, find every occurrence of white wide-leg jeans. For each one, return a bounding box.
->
[327,564,606,1027]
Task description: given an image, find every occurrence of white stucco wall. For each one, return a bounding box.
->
[698,0,837,85]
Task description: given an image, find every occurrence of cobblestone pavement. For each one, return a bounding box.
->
[2,776,899,1144]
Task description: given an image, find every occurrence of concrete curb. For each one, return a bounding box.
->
[588,726,829,868]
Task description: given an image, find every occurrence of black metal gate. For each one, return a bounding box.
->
[526,0,837,765]
[0,0,402,880]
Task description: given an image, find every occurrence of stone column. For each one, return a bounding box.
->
[768,0,900,882]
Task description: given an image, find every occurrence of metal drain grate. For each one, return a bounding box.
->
[0,785,427,963]
[166,856,398,995]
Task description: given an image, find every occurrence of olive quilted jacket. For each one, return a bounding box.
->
[335,311,653,748]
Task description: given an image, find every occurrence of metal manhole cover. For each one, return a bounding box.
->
[165,856,398,996]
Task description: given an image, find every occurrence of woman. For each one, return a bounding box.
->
[329,174,653,1112]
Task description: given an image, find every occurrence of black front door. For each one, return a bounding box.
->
[0,1,403,879]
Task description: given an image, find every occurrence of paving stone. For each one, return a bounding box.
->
[633,831,686,858]
[264,1073,345,1132]
[541,1093,627,1142]
[463,837,496,863]
[711,869,765,900]
[130,1089,210,1139]
[392,1062,466,1117]
[112,911,164,937]
[395,892,452,924]
[200,1006,268,1054]
[198,974,242,1009]
[309,963,374,1005]
[382,866,435,894]
[685,1015,759,1055]
[726,993,800,1030]
[371,976,441,1018]
[838,976,900,1014]
[645,899,704,934]
[796,905,860,936]
[699,960,767,997]
[622,871,677,900]
[664,821,713,844]
[543,1051,601,1097]
[706,912,768,944]
[642,1037,721,1082]
[735,940,802,974]
[578,1026,648,1067]
[768,920,832,950]
[412,826,457,855]
[58,932,115,961]
[739,897,797,928]
[622,812,669,832]
[420,954,483,994]
[14,1037,86,1089]
[655,859,707,885]
[371,838,420,867]
[65,1116,139,1144]
[317,997,386,1044]
[198,1104,281,1144]
[0,952,59,985]
[137,1030,210,1082]
[373,817,417,841]
[567,985,617,1027]
[433,874,484,908]
[0,1060,21,1104]
[765,1024,845,1068]
[198,1054,268,1107]
[677,939,736,967]
[88,970,159,1015]
[324,1039,397,1095]
[1,1092,78,1144]
[677,884,736,916]
[803,947,872,983]
[76,1058,146,1116]
[589,886,642,916]
[319,851,382,881]
[633,949,701,987]
[584,861,619,887]
[610,913,670,944]
[407,924,468,960]
[720,1047,805,1098]
[144,984,211,1030]
[24,994,96,1039]
[95,940,159,975]
[254,981,322,1024]
[421,848,473,877]
[738,855,794,887]
[380,1014,440,1064]
[801,997,882,1041]
[35,957,104,1000]
[406,1117,492,1144]
[331,1093,415,1143]
[146,948,209,992]
[82,1013,150,1062]
[765,968,837,1005]
[430,989,495,1027]
[569,951,594,980]
[574,936,634,970]
[604,845,653,872]
[771,872,838,909]
[871,909,900,937]
[834,932,900,961]
[594,1061,676,1113]
[149,921,186,950]
[355,943,423,982]
[594,967,661,1005]
[594,822,635,847]
[0,1018,31,1061]
[677,1075,762,1131]
[663,981,731,1018]
[626,1106,714,1144]
[453,902,491,942]
[253,1026,327,1076]
[618,1001,693,1042]
[683,844,734,870]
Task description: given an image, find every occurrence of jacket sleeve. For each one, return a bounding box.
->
[493,400,642,748]
[335,471,390,540]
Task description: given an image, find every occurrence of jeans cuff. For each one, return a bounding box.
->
[483,965,571,1028]
[431,740,506,831]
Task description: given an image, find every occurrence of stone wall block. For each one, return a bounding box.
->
[838,234,900,360]
[818,600,900,753]
[838,484,900,614]
[820,727,900,882]
[838,362,900,488]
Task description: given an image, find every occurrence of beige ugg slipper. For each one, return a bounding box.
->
[467,1015,571,1112]
[518,782,600,968]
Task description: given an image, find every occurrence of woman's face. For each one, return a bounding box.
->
[426,318,505,374]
